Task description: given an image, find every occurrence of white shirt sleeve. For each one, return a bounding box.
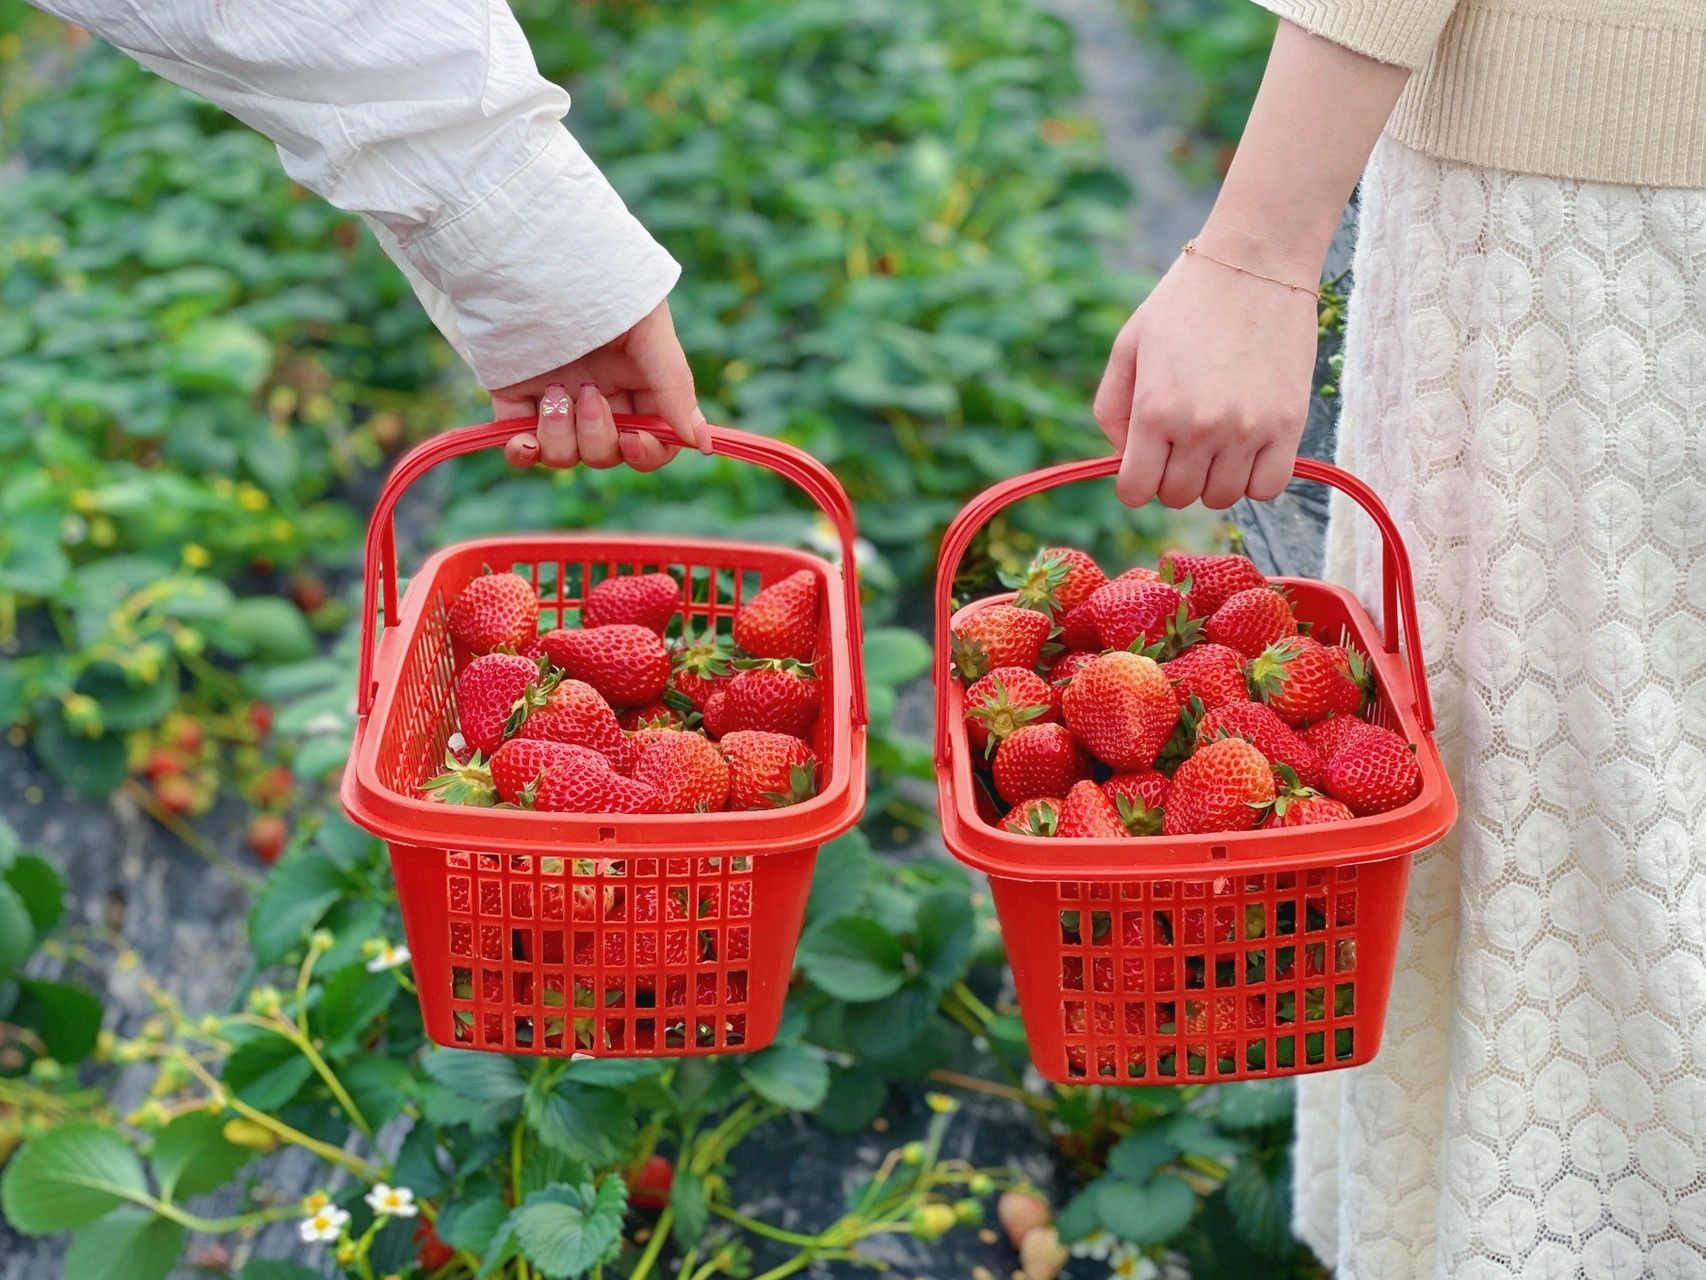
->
[31,0,681,389]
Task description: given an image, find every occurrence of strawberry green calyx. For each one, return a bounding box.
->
[501,662,565,737]
[967,673,1050,759]
[1001,552,1071,613]
[1112,791,1163,836]
[733,655,817,678]
[760,761,819,808]
[1131,603,1204,663]
[674,628,733,680]
[423,749,497,806]
[1244,638,1304,702]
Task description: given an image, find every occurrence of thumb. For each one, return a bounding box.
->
[625,302,709,454]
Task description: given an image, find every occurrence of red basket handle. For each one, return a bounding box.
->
[932,456,1434,765]
[356,415,865,723]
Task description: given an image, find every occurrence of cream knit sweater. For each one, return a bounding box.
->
[1253,0,1706,188]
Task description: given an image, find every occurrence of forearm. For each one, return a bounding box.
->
[1196,21,1411,283]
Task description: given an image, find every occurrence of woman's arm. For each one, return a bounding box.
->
[29,0,701,464]
[1093,21,1412,508]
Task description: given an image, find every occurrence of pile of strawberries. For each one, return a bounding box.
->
[953,545,1424,838]
[423,565,824,815]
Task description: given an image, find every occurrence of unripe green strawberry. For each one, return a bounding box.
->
[951,604,1051,680]
[448,570,539,654]
[1061,651,1180,771]
[992,723,1089,804]
[1203,586,1298,658]
[1162,737,1275,836]
[733,569,819,662]
[632,729,730,813]
[581,572,679,633]
[964,667,1057,755]
[539,624,669,707]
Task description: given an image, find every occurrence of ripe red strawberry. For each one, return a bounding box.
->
[733,569,819,662]
[1084,579,1193,653]
[1001,797,1060,837]
[509,677,631,771]
[456,652,541,756]
[539,625,669,708]
[1061,651,1180,771]
[1246,635,1361,726]
[620,701,682,731]
[632,730,730,813]
[1302,713,1373,763]
[1195,701,1324,788]
[489,739,661,813]
[1267,789,1356,828]
[720,731,819,809]
[1162,737,1275,836]
[1162,643,1250,711]
[951,604,1050,680]
[1103,771,1170,835]
[627,1154,675,1210]
[1324,643,1372,714]
[1006,546,1106,616]
[1323,724,1423,815]
[582,572,679,633]
[1056,780,1129,839]
[1058,602,1102,651]
[991,723,1090,804]
[718,661,820,736]
[1158,551,1267,617]
[1046,649,1099,688]
[701,689,731,739]
[448,570,539,654]
[1113,566,1160,586]
[964,667,1057,755]
[1203,587,1297,658]
[245,813,288,864]
[670,629,733,710]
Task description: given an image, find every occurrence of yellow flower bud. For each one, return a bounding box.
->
[223,1118,279,1153]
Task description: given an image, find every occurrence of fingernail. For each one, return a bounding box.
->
[539,382,569,418]
[692,408,712,454]
[578,382,602,415]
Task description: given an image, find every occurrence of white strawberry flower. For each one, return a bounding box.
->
[298,1203,349,1243]
[364,1183,418,1218]
[365,941,411,973]
[1110,1250,1160,1280]
[1071,1229,1116,1259]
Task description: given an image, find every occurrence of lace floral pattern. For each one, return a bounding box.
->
[1293,136,1706,1280]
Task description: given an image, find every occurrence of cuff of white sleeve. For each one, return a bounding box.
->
[394,129,681,390]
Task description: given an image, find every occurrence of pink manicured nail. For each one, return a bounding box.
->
[539,382,570,418]
[578,382,602,415]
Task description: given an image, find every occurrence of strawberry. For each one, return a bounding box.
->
[509,677,632,771]
[1162,737,1275,836]
[1046,650,1098,688]
[539,625,669,708]
[1322,724,1422,815]
[1324,643,1372,714]
[1061,651,1180,771]
[721,731,819,809]
[1001,797,1060,837]
[1246,635,1360,726]
[582,572,679,633]
[1005,546,1106,616]
[964,667,1057,755]
[701,689,732,740]
[1195,701,1324,788]
[1113,566,1160,586]
[1084,578,1193,654]
[1103,771,1169,835]
[991,723,1090,804]
[1162,643,1250,711]
[670,629,733,710]
[1157,551,1267,617]
[245,813,288,863]
[455,652,542,756]
[733,569,819,662]
[1056,779,1129,839]
[717,661,820,736]
[627,1154,675,1210]
[448,570,539,654]
[1267,788,1356,828]
[632,730,730,813]
[1203,587,1297,658]
[1058,602,1102,652]
[489,739,661,813]
[1302,713,1373,763]
[951,604,1050,680]
[620,701,682,731]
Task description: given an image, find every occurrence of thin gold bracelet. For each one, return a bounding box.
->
[1182,239,1321,301]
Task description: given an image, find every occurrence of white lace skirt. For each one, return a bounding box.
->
[1295,136,1706,1280]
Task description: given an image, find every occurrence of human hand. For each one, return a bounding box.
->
[491,299,709,472]
[1092,245,1319,510]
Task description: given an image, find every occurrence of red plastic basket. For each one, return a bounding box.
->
[934,458,1456,1084]
[342,416,866,1057]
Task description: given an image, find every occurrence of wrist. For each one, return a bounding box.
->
[1189,217,1329,291]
